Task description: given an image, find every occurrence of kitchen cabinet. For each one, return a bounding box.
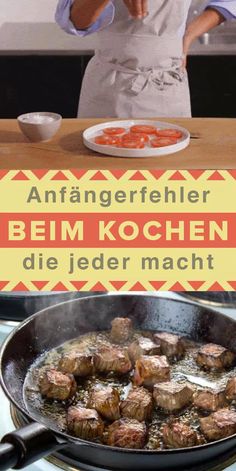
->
[0,56,91,119]
[0,55,236,119]
[188,56,236,118]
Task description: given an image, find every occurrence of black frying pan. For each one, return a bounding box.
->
[179,292,236,308]
[1,294,236,471]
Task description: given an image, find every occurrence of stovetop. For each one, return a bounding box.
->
[0,323,59,471]
[1,292,236,471]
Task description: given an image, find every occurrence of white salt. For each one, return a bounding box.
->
[22,115,55,124]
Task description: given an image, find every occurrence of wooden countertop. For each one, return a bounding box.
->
[0,118,236,169]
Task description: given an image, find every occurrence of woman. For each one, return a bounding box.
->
[56,0,236,118]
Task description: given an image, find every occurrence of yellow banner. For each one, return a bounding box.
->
[0,248,235,291]
[0,169,235,213]
[0,169,235,291]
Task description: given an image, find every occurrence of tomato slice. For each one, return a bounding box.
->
[130,125,157,135]
[95,135,113,145]
[124,132,149,144]
[156,128,183,139]
[120,139,145,149]
[110,136,123,146]
[151,137,177,148]
[95,135,122,146]
[103,127,126,136]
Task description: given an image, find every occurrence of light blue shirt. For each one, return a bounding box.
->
[55,0,114,36]
[55,0,236,37]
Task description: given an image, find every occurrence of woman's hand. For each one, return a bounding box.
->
[183,8,224,70]
[123,0,149,19]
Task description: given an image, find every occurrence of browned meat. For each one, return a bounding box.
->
[194,388,227,412]
[121,387,153,422]
[153,382,194,412]
[59,351,93,377]
[225,377,236,401]
[39,369,76,401]
[200,409,236,441]
[133,355,170,388]
[163,421,200,449]
[87,385,120,421]
[94,346,132,375]
[154,332,185,360]
[67,406,104,440]
[110,317,132,344]
[128,337,161,364]
[107,418,147,449]
[196,343,235,370]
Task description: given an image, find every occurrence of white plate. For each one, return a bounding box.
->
[83,120,190,158]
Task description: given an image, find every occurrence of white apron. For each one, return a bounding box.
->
[78,0,192,118]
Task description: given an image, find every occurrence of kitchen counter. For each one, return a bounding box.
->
[0,22,236,56]
[1,118,236,169]
[190,40,236,56]
[0,23,97,56]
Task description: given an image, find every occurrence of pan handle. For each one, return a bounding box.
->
[0,422,66,470]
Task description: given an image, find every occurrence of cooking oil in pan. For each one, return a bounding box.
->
[23,330,236,450]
